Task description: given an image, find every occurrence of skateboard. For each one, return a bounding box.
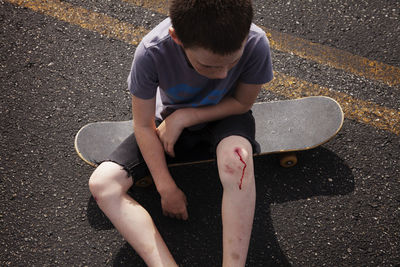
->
[75,96,344,187]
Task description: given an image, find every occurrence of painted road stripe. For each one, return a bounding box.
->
[123,0,400,87]
[265,30,400,88]
[6,0,400,136]
[267,72,400,136]
[122,0,168,14]
[6,0,148,45]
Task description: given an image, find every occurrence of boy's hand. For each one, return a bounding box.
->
[156,109,190,157]
[160,185,189,220]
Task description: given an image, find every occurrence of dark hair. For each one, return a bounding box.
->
[170,0,253,55]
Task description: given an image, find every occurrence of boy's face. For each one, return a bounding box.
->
[169,27,245,79]
[183,46,244,79]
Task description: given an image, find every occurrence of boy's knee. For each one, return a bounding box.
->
[88,162,130,201]
[220,148,248,174]
[218,146,253,189]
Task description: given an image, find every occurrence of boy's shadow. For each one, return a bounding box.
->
[86,147,354,266]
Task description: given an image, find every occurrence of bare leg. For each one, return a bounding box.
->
[216,136,256,267]
[89,162,177,267]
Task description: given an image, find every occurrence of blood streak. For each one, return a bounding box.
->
[235,148,247,190]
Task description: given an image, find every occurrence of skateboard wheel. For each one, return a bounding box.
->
[135,175,153,187]
[279,153,298,168]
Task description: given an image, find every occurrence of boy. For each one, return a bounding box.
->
[89,0,273,266]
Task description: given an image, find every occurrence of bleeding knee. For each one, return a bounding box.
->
[219,147,251,188]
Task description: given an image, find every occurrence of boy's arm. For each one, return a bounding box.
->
[193,81,263,120]
[132,95,188,220]
[157,82,262,157]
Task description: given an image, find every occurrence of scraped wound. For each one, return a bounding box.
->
[235,148,247,190]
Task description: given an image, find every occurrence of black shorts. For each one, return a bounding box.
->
[106,110,260,179]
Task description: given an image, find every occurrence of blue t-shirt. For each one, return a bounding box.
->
[128,18,273,120]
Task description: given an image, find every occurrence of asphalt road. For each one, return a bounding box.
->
[1,0,399,266]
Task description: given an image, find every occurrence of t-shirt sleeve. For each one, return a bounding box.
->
[127,42,159,99]
[239,33,273,84]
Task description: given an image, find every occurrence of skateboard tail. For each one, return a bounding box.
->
[74,123,101,168]
[253,96,344,155]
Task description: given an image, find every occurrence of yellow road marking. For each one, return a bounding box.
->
[6,0,148,46]
[122,0,169,14]
[266,72,400,135]
[123,0,400,87]
[265,30,400,87]
[6,0,400,136]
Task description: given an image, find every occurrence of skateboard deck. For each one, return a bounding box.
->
[75,96,343,185]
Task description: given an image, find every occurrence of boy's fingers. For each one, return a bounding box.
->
[180,203,188,220]
[167,143,175,157]
[175,210,188,220]
[161,140,174,157]
[164,144,168,155]
[165,209,188,220]
[182,210,188,220]
[163,142,170,155]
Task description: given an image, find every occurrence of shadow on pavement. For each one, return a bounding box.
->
[86,147,354,266]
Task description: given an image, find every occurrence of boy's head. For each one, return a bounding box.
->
[169,0,253,55]
[169,0,253,79]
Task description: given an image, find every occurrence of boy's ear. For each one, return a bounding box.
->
[169,27,183,46]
